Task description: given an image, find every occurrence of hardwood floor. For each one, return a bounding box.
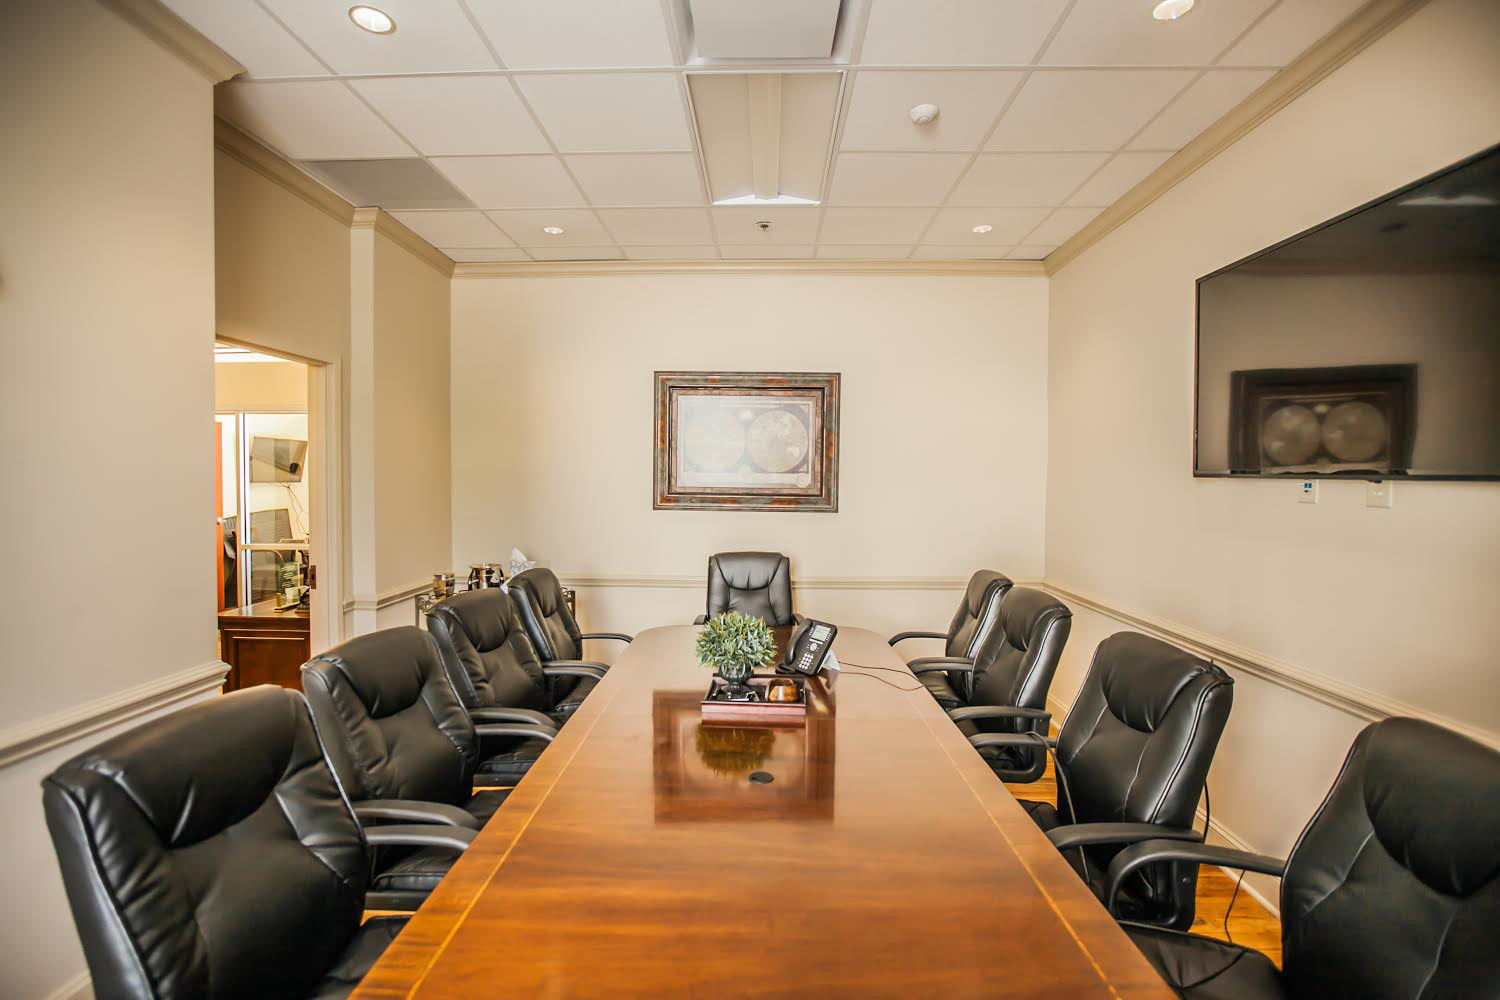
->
[1013,749,1283,967]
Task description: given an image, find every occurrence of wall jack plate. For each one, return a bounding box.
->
[1366,480,1394,509]
[1298,480,1318,504]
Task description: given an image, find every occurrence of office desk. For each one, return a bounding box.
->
[216,598,309,692]
[353,626,1171,998]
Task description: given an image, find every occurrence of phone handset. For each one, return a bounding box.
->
[784,620,838,676]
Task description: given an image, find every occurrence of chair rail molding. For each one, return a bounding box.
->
[1040,581,1498,752]
[342,578,435,615]
[0,660,230,769]
[558,572,1020,591]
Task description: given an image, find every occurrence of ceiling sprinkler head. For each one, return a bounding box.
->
[755,220,774,232]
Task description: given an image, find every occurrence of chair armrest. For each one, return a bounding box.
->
[362,824,477,852]
[889,631,946,646]
[581,632,633,644]
[474,722,559,743]
[693,614,707,625]
[352,800,479,830]
[948,705,1051,725]
[908,656,976,675]
[469,707,555,727]
[1047,822,1202,852]
[543,659,609,677]
[969,733,1054,751]
[1105,841,1286,916]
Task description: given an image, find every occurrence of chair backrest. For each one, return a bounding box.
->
[301,626,477,804]
[704,551,795,626]
[42,687,367,1000]
[1280,718,1500,998]
[944,570,1012,658]
[970,586,1071,713]
[509,567,583,661]
[427,589,549,711]
[1057,632,1233,830]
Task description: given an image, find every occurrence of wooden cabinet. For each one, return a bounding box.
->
[217,598,310,692]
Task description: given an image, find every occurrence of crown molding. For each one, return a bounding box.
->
[215,117,355,226]
[96,0,244,83]
[451,259,1048,279]
[352,209,457,278]
[1043,0,1432,275]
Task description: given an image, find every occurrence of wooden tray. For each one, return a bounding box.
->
[701,674,807,719]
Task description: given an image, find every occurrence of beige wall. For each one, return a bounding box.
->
[450,274,1049,638]
[1045,0,1500,906]
[0,1,219,996]
[214,358,309,411]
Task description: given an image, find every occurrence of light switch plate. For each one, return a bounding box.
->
[1366,480,1394,509]
[1298,480,1318,504]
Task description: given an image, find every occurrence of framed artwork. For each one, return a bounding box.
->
[653,371,840,511]
[1229,364,1417,474]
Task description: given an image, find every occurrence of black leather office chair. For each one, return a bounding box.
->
[697,551,801,627]
[922,587,1071,781]
[970,632,1234,929]
[42,686,473,1000]
[509,567,629,708]
[889,569,1011,671]
[1111,718,1500,998]
[301,627,557,908]
[427,588,593,726]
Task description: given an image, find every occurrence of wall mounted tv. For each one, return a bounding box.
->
[1195,144,1500,481]
[249,436,307,483]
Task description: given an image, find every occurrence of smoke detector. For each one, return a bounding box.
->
[909,103,940,126]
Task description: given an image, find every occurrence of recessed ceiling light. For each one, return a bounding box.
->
[348,5,395,34]
[1152,0,1194,21]
[971,224,993,234]
[542,226,565,236]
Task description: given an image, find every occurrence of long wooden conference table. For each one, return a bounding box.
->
[353,625,1173,997]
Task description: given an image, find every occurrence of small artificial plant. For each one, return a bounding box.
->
[695,611,776,682]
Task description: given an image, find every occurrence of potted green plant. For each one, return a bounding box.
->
[696,611,776,691]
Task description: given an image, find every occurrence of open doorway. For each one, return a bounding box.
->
[214,342,340,689]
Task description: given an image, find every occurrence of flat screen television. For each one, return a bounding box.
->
[1195,144,1500,480]
[249,436,307,482]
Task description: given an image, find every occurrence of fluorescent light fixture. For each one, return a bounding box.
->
[971,224,993,234]
[542,226,565,236]
[712,194,820,207]
[1152,0,1194,20]
[348,5,395,33]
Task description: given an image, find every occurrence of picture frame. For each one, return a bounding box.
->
[653,371,840,512]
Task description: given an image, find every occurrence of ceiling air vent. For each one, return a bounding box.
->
[300,158,474,211]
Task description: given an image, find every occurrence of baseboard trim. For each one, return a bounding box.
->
[343,579,433,615]
[1039,582,1498,752]
[0,661,230,769]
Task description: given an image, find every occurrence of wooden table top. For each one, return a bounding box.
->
[352,625,1172,998]
[216,597,308,624]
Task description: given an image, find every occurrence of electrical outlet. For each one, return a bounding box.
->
[1298,480,1319,504]
[1366,480,1394,509]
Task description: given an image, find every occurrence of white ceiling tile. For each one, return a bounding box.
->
[516,74,691,152]
[925,206,1051,244]
[840,71,1024,151]
[1007,245,1056,259]
[623,246,721,260]
[1130,69,1276,150]
[720,245,816,259]
[1066,151,1172,206]
[350,77,548,155]
[1219,0,1369,66]
[815,245,913,259]
[466,0,674,69]
[1041,0,1275,66]
[949,152,1110,206]
[986,71,1194,151]
[1023,206,1103,245]
[525,246,626,261]
[818,207,934,243]
[216,81,412,159]
[487,209,613,246]
[860,0,1070,66]
[442,248,533,262]
[595,209,713,244]
[565,154,704,205]
[160,0,326,78]
[388,210,513,247]
[911,245,1016,259]
[827,153,970,204]
[260,0,496,75]
[711,207,821,244]
[429,156,584,209]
